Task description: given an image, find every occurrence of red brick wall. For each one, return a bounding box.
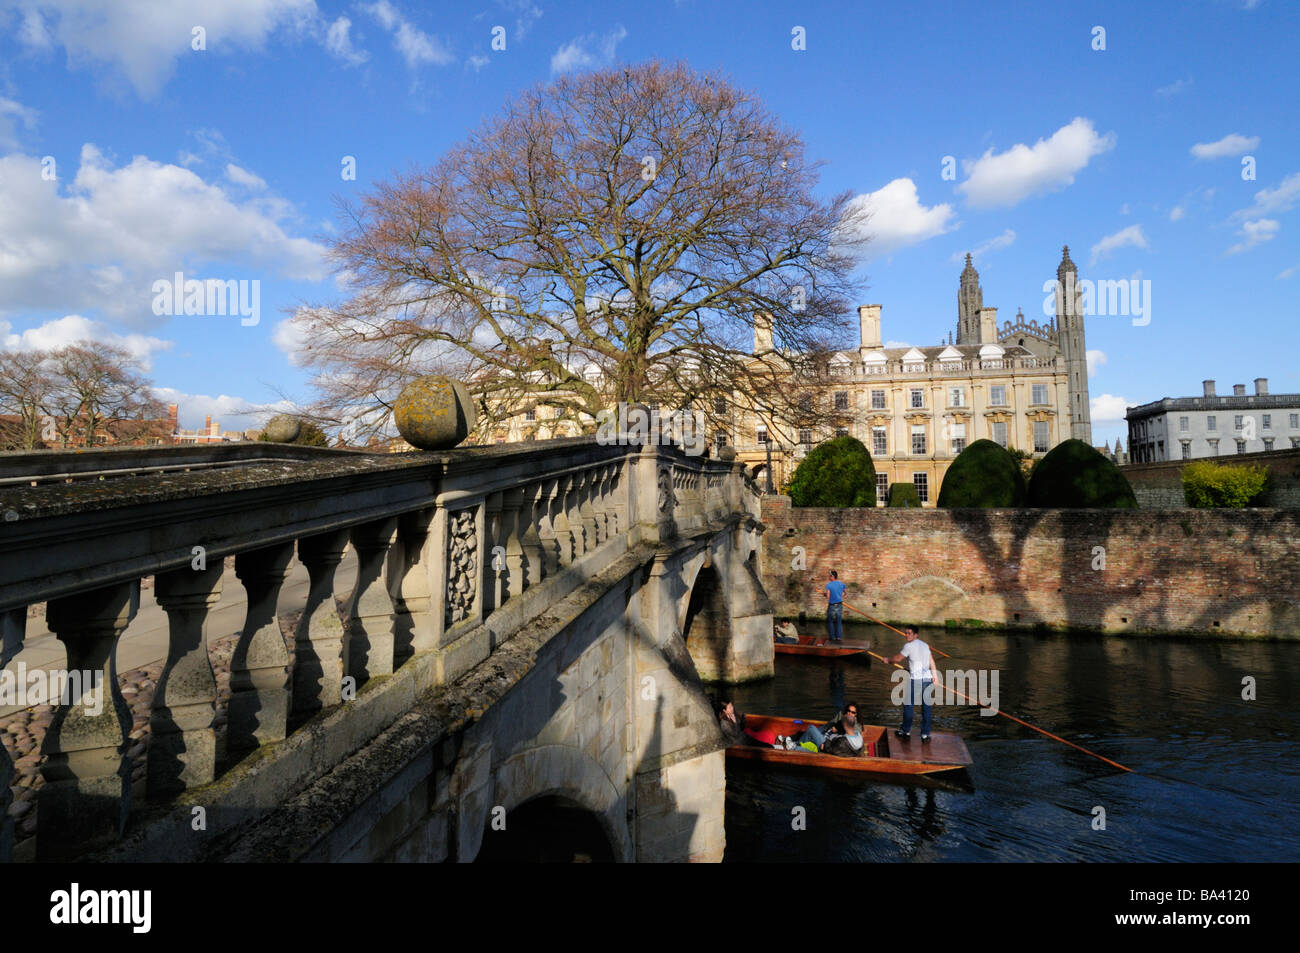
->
[761,496,1300,638]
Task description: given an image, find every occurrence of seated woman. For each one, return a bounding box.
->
[714,698,778,747]
[779,704,866,756]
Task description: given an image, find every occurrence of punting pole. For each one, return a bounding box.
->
[842,600,1134,773]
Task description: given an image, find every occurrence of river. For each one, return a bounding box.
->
[722,622,1300,862]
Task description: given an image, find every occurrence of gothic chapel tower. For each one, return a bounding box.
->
[955,253,983,345]
[1054,246,1093,442]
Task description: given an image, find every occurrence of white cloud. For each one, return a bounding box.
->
[1190,133,1259,159]
[0,146,326,324]
[1155,76,1193,98]
[1086,349,1107,376]
[845,178,957,259]
[1232,171,1300,220]
[151,386,292,432]
[1091,393,1131,423]
[272,315,311,366]
[225,163,267,190]
[467,54,490,71]
[1226,218,1279,255]
[1169,205,1185,222]
[551,25,627,74]
[1090,225,1149,265]
[1279,262,1300,279]
[957,118,1115,209]
[0,96,38,149]
[2,314,172,368]
[950,229,1015,263]
[497,0,542,40]
[5,0,320,98]
[363,1,454,68]
[325,15,368,66]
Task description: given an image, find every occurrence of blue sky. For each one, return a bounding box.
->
[1,0,1297,448]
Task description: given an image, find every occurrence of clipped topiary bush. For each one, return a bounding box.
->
[1026,438,1137,508]
[1182,461,1269,508]
[887,481,921,507]
[787,436,876,507]
[937,439,1028,507]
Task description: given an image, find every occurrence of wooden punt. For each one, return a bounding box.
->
[726,715,973,778]
[773,640,870,658]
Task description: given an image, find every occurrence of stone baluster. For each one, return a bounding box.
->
[551,475,576,566]
[389,508,436,663]
[565,473,587,558]
[483,493,505,616]
[500,487,527,600]
[38,582,137,860]
[518,483,547,587]
[608,465,625,537]
[600,465,618,538]
[346,517,399,684]
[149,563,224,798]
[578,469,600,549]
[230,543,294,752]
[293,529,349,720]
[535,478,561,577]
[588,467,609,546]
[1,608,25,863]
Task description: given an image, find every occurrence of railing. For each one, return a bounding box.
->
[0,436,753,862]
[852,356,1058,377]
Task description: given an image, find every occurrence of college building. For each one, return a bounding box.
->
[1125,378,1300,463]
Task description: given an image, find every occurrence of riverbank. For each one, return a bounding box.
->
[761,498,1300,639]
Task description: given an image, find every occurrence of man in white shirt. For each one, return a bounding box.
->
[890,626,937,742]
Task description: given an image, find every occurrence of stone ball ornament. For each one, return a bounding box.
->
[393,376,478,450]
[263,414,302,443]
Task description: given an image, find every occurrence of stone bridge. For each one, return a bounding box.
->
[0,436,773,863]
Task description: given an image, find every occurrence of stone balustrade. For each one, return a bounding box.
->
[0,436,752,862]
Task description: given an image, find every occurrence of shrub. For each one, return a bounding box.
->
[887,482,921,507]
[937,439,1028,507]
[1026,438,1137,508]
[787,436,876,507]
[1182,461,1269,508]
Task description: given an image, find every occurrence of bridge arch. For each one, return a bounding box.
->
[484,744,630,862]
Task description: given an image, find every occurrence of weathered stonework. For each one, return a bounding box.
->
[445,507,479,627]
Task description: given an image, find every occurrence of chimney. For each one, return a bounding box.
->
[978,307,998,345]
[204,414,212,435]
[1233,383,1246,396]
[858,304,882,350]
[1255,377,1269,396]
[753,311,774,354]
[167,404,178,434]
[1202,380,1216,397]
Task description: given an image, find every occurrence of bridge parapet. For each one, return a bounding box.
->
[0,436,761,862]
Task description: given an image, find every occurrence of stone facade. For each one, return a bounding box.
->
[761,496,1300,638]
[1127,378,1300,463]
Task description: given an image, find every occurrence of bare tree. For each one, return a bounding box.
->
[42,344,166,448]
[0,348,54,450]
[291,60,868,443]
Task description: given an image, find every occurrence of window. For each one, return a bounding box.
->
[1234,415,1244,431]
[1292,438,1300,449]
[1207,438,1219,454]
[872,426,887,455]
[1291,414,1299,429]
[990,385,1007,407]
[949,421,967,455]
[835,427,849,439]
[834,391,849,411]
[871,390,886,410]
[1263,438,1274,451]
[1031,383,1049,405]
[910,388,924,409]
[798,395,813,413]
[1157,440,1163,458]
[524,407,536,421]
[757,427,768,444]
[911,424,926,455]
[949,387,965,407]
[992,421,1008,447]
[912,472,929,503]
[1207,416,1217,431]
[1179,416,1189,432]
[1262,414,1271,430]
[715,433,727,450]
[1236,440,1247,454]
[1033,421,1050,453]
[876,473,889,502]
[713,398,727,416]
[1181,441,1191,460]
[798,428,812,445]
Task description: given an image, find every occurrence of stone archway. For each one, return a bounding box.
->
[474,795,616,862]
